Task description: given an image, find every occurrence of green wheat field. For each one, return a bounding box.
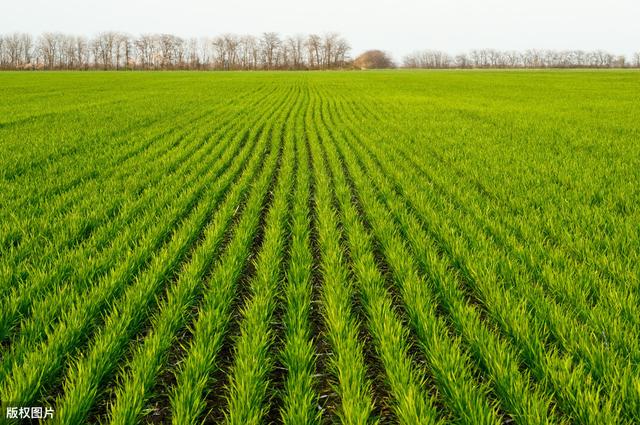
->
[0,70,639,424]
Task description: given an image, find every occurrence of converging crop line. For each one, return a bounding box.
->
[307,84,377,424]
[202,85,297,424]
[167,84,295,425]
[0,97,265,347]
[1,71,638,425]
[102,92,286,425]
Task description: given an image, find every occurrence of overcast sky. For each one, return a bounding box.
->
[2,0,638,59]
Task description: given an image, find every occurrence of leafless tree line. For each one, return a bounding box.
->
[2,33,638,71]
[403,49,640,69]
[0,32,350,70]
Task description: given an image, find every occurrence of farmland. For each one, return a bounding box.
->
[0,70,639,424]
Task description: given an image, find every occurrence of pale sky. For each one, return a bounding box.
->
[1,0,638,59]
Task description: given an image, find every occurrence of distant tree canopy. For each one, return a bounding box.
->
[353,50,395,69]
[0,31,637,70]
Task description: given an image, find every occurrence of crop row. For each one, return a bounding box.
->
[1,71,637,424]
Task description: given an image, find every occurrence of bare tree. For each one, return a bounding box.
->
[612,55,626,68]
[6,34,21,68]
[503,50,521,68]
[404,50,451,68]
[57,34,76,69]
[71,36,89,70]
[135,34,156,70]
[286,34,305,69]
[211,36,225,69]
[112,33,132,70]
[333,37,350,68]
[0,37,5,68]
[198,36,212,70]
[38,33,62,69]
[221,34,239,69]
[0,33,33,69]
[241,35,259,69]
[454,53,470,68]
[92,32,121,69]
[154,34,183,69]
[260,32,281,70]
[321,33,338,69]
[20,33,33,68]
[306,34,322,69]
[472,49,487,67]
[185,38,200,69]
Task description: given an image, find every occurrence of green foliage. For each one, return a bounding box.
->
[0,70,638,424]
